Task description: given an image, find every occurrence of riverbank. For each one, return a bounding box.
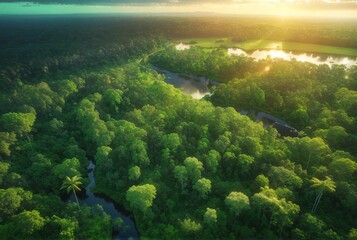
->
[69,161,139,240]
[152,65,298,137]
[151,65,219,99]
[174,38,357,57]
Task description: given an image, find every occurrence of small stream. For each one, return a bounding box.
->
[70,161,139,240]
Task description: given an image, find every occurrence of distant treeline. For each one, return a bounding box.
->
[0,16,357,240]
[1,16,357,69]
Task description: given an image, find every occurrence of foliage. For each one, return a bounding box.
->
[203,208,217,227]
[193,178,211,199]
[128,166,141,181]
[0,16,356,239]
[225,192,250,216]
[60,176,83,210]
[126,184,157,214]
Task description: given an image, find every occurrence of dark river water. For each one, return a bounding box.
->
[68,67,217,240]
[153,65,298,137]
[68,64,297,240]
[70,161,139,240]
[151,65,219,99]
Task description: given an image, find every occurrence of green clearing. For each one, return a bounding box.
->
[174,38,357,57]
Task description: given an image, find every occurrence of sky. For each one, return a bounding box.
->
[0,0,357,17]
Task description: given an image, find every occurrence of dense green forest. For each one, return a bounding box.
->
[0,16,357,239]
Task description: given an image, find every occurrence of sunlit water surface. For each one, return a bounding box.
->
[176,44,357,67]
[152,66,212,99]
[228,48,357,67]
[175,43,191,51]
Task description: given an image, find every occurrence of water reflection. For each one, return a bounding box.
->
[176,42,357,67]
[152,66,218,99]
[227,48,247,56]
[70,161,139,240]
[176,43,190,51]
[228,48,357,67]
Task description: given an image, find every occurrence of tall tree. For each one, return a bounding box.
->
[193,178,211,199]
[174,166,188,192]
[0,132,16,158]
[302,137,331,170]
[128,166,141,181]
[310,176,336,213]
[204,208,217,227]
[60,176,82,210]
[225,191,250,216]
[126,184,156,215]
[12,210,45,236]
[1,112,35,139]
[53,158,81,180]
[184,157,203,183]
[0,188,32,219]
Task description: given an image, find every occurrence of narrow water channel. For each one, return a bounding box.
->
[153,65,298,137]
[70,161,139,240]
[68,64,297,240]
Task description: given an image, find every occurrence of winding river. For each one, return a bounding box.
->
[228,48,357,68]
[176,43,357,68]
[67,66,215,239]
[153,66,298,137]
[66,62,298,240]
[67,44,349,238]
[151,65,219,99]
[70,161,139,240]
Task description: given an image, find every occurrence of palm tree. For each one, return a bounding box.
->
[61,175,82,210]
[310,176,336,213]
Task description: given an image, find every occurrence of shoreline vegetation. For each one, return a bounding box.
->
[174,38,357,57]
[0,15,356,240]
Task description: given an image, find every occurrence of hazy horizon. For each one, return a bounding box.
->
[1,1,357,19]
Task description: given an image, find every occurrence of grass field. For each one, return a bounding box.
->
[174,38,357,57]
